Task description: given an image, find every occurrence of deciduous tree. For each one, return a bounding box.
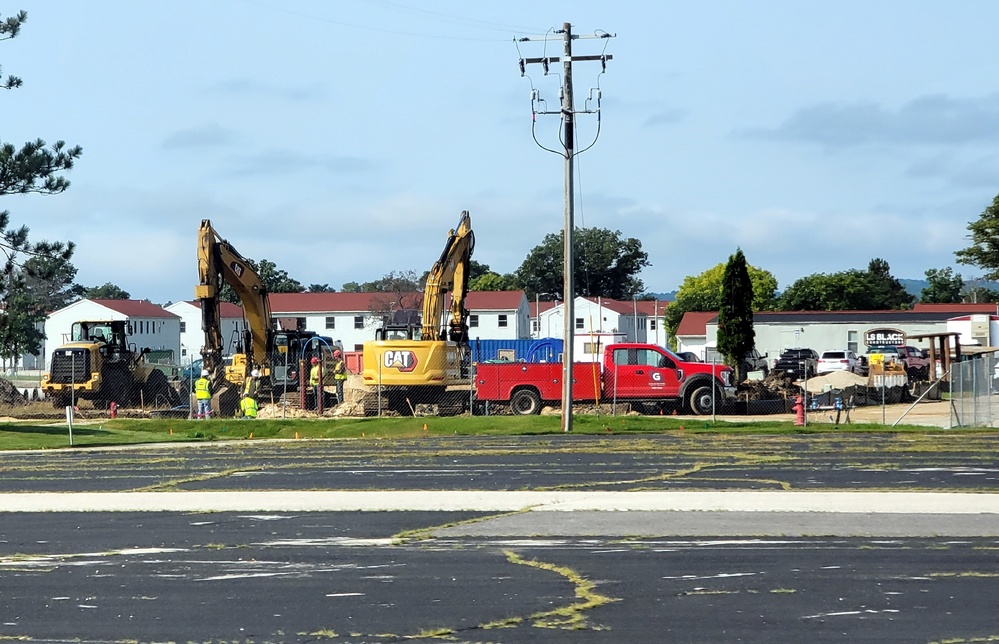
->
[514,227,650,300]
[663,262,778,340]
[920,267,963,304]
[778,258,913,310]
[85,282,130,300]
[956,193,999,279]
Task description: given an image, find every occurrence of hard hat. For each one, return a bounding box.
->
[333,349,341,356]
[311,357,318,364]
[201,369,209,377]
[251,369,260,378]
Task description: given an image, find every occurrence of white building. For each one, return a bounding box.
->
[268,290,530,352]
[165,300,245,364]
[693,303,999,366]
[535,297,648,342]
[531,297,648,362]
[43,299,181,370]
[465,291,531,340]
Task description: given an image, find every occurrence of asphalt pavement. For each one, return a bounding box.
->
[1,433,998,643]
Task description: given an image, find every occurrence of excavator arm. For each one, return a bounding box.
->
[195,219,274,376]
[421,210,475,344]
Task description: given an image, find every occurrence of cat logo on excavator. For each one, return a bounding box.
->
[383,350,418,372]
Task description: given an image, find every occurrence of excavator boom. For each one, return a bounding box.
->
[196,219,274,377]
[421,210,475,344]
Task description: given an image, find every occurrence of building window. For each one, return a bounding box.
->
[469,315,479,328]
[180,321,186,333]
[848,330,859,353]
[532,320,539,332]
[354,316,364,329]
[325,316,335,329]
[354,344,363,351]
[639,319,646,330]
[649,320,657,330]
[583,341,602,355]
[575,318,584,330]
[498,314,508,328]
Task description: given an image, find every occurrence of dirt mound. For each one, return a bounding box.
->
[804,370,868,393]
[0,378,28,406]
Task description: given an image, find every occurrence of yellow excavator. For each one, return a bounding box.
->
[197,220,338,415]
[196,219,275,415]
[361,210,475,414]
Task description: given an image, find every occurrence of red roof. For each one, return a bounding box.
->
[634,300,669,316]
[528,300,560,317]
[676,311,717,337]
[269,292,421,313]
[270,291,525,314]
[913,303,999,314]
[185,300,243,318]
[466,291,525,310]
[92,299,178,318]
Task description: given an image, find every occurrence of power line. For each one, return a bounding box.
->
[516,23,614,434]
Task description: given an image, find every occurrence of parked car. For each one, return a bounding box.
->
[774,348,819,380]
[817,350,860,375]
[742,348,769,376]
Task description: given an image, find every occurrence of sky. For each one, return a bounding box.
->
[5,1,999,305]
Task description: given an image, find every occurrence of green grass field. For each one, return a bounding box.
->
[0,414,953,451]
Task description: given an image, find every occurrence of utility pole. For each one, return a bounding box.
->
[517,22,613,433]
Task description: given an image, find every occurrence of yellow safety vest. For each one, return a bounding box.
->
[240,396,258,418]
[194,377,211,400]
[309,365,320,386]
[243,376,257,397]
[333,358,347,380]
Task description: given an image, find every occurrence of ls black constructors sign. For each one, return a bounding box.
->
[865,328,906,346]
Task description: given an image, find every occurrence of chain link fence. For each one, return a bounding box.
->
[7,348,998,426]
[948,352,998,428]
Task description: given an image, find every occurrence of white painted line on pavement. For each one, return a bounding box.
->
[2,490,999,513]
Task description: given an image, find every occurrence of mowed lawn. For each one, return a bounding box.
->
[0,414,960,451]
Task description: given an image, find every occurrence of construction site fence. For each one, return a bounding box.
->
[10,351,999,426]
[947,353,998,428]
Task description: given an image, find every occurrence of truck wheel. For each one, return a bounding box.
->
[510,389,542,415]
[687,384,717,416]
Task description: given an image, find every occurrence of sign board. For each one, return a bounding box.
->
[864,328,905,347]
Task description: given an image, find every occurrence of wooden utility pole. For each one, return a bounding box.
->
[517,22,613,433]
[560,23,576,434]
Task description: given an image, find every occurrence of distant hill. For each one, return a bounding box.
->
[899,278,927,297]
[899,277,999,298]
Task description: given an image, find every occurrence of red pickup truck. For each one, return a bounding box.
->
[474,343,737,415]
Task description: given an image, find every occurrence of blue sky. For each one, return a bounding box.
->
[5,1,999,304]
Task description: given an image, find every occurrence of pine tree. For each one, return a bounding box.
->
[716,248,755,381]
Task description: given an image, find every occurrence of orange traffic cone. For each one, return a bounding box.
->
[249,432,253,439]
[423,423,428,432]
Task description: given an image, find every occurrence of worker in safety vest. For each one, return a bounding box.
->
[243,368,260,399]
[309,356,321,410]
[194,369,212,419]
[239,393,258,419]
[331,349,347,405]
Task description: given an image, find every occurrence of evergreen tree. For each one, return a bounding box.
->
[716,249,755,380]
[0,11,83,364]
